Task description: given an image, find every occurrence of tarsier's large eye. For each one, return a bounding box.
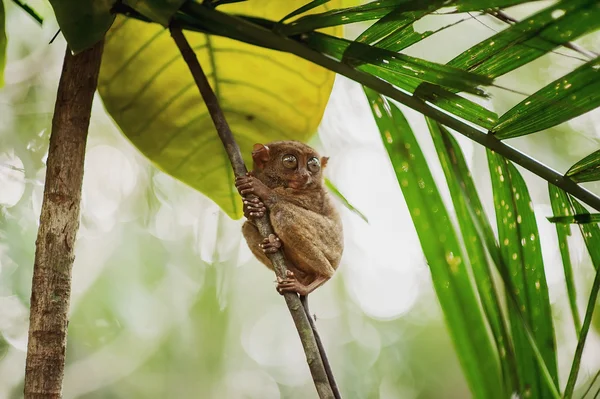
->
[282,154,298,169]
[307,157,321,173]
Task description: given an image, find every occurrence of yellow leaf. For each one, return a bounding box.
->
[98,1,343,219]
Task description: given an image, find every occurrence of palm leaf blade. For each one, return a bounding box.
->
[282,0,441,35]
[548,184,581,335]
[353,9,432,51]
[566,149,600,183]
[428,120,516,394]
[304,32,492,95]
[415,84,498,128]
[448,0,600,78]
[365,88,502,398]
[282,0,536,34]
[487,152,558,397]
[324,178,369,223]
[492,56,600,139]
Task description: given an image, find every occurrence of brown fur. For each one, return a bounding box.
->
[242,141,343,288]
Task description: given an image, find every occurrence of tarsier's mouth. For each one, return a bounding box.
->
[287,180,309,189]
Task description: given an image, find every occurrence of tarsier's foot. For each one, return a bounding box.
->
[243,197,266,219]
[276,270,309,296]
[260,234,281,254]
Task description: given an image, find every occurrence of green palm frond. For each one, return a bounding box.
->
[110,0,600,211]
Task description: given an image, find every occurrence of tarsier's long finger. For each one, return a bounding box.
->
[245,203,266,212]
[242,197,261,204]
[235,179,252,188]
[247,207,266,215]
[240,188,254,195]
[277,283,299,292]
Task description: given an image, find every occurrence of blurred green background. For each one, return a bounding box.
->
[1,1,600,398]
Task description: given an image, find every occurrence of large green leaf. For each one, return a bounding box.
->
[0,0,6,88]
[47,0,115,53]
[448,0,600,78]
[492,56,600,139]
[487,151,558,397]
[566,149,600,183]
[563,197,600,398]
[364,87,502,399]
[428,120,516,394]
[548,184,581,335]
[47,0,191,52]
[99,1,343,219]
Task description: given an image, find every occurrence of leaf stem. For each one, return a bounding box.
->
[169,24,337,399]
[11,0,43,25]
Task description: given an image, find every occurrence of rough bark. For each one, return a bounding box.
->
[169,25,336,399]
[24,40,104,399]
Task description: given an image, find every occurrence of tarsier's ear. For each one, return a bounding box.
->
[252,144,270,169]
[321,156,329,169]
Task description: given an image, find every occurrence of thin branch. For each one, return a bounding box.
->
[24,40,104,398]
[301,295,341,399]
[169,24,337,399]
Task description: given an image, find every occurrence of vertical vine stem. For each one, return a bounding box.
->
[169,24,337,399]
[24,40,104,398]
[563,266,600,398]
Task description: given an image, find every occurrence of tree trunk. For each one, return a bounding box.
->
[24,40,104,399]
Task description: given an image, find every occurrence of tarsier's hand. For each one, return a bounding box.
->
[235,173,271,199]
[235,173,271,219]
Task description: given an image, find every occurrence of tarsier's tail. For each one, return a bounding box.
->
[299,295,342,399]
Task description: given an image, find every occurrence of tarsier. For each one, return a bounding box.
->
[235,140,344,296]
